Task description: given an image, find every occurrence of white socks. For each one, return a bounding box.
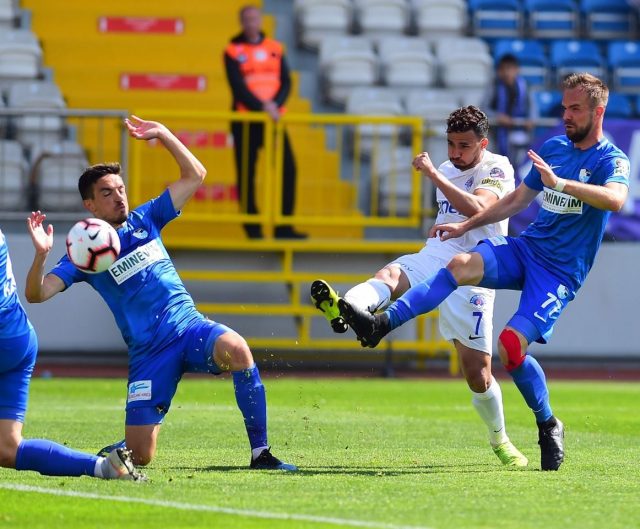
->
[252,446,269,460]
[471,377,509,447]
[344,278,391,313]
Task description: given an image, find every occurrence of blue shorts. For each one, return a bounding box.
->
[125,318,232,426]
[0,328,37,422]
[474,236,576,344]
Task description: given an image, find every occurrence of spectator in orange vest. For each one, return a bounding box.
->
[224,5,305,239]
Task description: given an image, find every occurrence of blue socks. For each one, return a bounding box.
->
[232,364,268,450]
[508,356,553,423]
[386,268,458,329]
[15,439,98,477]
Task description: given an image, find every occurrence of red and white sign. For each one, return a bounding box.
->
[120,74,207,91]
[98,17,184,34]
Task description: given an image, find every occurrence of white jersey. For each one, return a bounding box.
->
[425,150,515,261]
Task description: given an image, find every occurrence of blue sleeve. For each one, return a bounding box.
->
[134,189,180,232]
[602,154,630,187]
[49,254,84,288]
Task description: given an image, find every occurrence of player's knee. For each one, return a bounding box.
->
[498,329,525,371]
[214,331,254,371]
[446,253,480,285]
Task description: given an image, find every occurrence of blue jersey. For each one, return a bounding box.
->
[522,135,629,290]
[0,229,31,339]
[50,190,203,358]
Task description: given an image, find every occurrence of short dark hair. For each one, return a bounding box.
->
[497,53,519,68]
[78,162,121,200]
[446,106,489,138]
[562,72,609,108]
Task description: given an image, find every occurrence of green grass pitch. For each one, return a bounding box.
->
[1,376,638,529]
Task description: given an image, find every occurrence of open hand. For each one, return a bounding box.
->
[26,211,54,255]
[124,115,168,141]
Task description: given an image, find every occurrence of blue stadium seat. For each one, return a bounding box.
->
[581,0,637,41]
[468,0,523,40]
[525,0,579,40]
[608,40,640,93]
[531,89,563,118]
[605,92,633,119]
[550,40,605,84]
[493,39,548,88]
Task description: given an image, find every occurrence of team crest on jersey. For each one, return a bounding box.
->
[133,228,148,240]
[556,284,569,300]
[613,158,630,178]
[254,50,267,61]
[469,294,487,310]
[464,176,474,190]
[127,380,152,402]
[578,168,591,183]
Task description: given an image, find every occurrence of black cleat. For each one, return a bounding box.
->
[97,439,126,457]
[538,417,565,471]
[250,448,298,471]
[338,298,391,348]
[310,279,348,333]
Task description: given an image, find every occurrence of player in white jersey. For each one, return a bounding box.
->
[311,106,526,466]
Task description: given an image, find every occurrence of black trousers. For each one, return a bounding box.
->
[231,121,297,227]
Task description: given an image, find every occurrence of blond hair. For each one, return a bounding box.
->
[562,73,609,108]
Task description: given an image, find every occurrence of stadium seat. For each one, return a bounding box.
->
[531,89,563,118]
[319,37,378,105]
[468,0,524,40]
[0,0,17,29]
[405,89,460,166]
[493,39,549,88]
[581,0,637,41]
[0,139,27,210]
[8,80,66,147]
[550,40,606,85]
[354,0,410,41]
[434,38,493,106]
[378,37,436,93]
[0,30,42,82]
[525,0,579,40]
[294,0,353,50]
[605,92,633,119]
[346,87,405,157]
[31,140,88,211]
[411,0,468,41]
[608,40,640,94]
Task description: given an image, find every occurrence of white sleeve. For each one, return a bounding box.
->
[474,159,515,199]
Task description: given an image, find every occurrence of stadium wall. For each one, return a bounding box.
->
[7,232,639,359]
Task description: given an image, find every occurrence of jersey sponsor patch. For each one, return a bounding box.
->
[128,380,152,402]
[612,157,630,178]
[108,239,165,285]
[541,188,583,215]
[489,166,505,178]
[479,177,504,192]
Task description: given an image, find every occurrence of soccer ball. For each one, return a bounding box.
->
[66,218,121,274]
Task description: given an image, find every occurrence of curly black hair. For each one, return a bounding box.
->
[446,106,489,139]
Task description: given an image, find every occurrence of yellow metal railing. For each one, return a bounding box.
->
[128,110,427,241]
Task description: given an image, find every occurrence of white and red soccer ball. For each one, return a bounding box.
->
[66,218,120,274]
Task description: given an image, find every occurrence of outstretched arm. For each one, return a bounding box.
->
[529,149,628,212]
[430,182,539,241]
[25,211,66,303]
[124,116,206,211]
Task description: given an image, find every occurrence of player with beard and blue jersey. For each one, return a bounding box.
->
[0,228,144,480]
[338,74,629,471]
[25,116,296,472]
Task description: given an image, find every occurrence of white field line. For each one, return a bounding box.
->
[0,483,434,529]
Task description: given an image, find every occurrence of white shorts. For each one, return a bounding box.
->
[391,248,494,354]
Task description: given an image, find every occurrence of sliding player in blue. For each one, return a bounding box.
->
[0,228,144,480]
[338,74,629,471]
[25,116,295,472]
